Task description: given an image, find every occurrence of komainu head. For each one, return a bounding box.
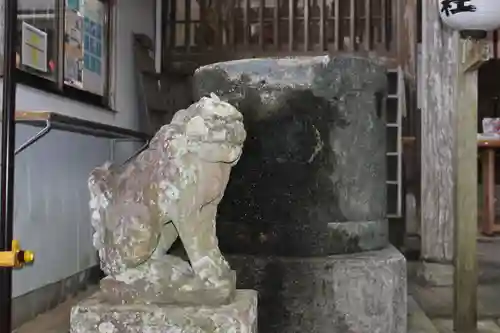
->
[150,93,247,164]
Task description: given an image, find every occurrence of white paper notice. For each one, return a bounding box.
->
[21,21,48,72]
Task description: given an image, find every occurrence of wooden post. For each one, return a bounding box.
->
[453,37,488,332]
[421,1,489,329]
[421,0,459,281]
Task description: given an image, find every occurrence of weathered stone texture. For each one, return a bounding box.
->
[86,94,247,306]
[193,56,389,256]
[70,290,258,333]
[71,95,257,333]
[191,56,406,333]
[228,245,407,333]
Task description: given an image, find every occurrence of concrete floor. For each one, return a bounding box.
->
[15,290,436,333]
[13,237,500,333]
[13,287,98,333]
[408,235,500,332]
[12,291,461,333]
[12,284,500,333]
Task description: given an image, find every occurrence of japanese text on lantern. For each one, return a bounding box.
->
[441,0,477,17]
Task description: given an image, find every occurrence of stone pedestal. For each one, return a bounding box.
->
[193,56,407,332]
[194,56,389,256]
[228,245,406,333]
[70,289,258,333]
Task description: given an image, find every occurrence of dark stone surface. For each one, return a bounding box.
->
[215,219,388,256]
[227,245,407,333]
[194,56,389,256]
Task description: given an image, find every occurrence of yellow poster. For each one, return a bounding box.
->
[21,22,47,72]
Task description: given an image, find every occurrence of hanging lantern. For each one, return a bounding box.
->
[439,0,500,39]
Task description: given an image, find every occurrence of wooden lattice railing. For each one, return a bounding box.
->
[164,0,416,70]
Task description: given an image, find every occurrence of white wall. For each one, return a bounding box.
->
[12,127,110,297]
[0,0,154,297]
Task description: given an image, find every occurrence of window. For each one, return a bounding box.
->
[13,0,111,106]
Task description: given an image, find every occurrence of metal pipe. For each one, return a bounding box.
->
[15,121,51,156]
[0,0,19,330]
[121,141,149,166]
[110,137,147,163]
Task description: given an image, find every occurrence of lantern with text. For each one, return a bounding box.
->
[439,0,500,39]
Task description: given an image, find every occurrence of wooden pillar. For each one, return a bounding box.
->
[421,0,489,330]
[453,38,488,332]
[420,0,459,281]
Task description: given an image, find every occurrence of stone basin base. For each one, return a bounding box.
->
[227,245,407,333]
[70,289,257,333]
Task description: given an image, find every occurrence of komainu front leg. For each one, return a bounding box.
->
[172,202,236,304]
[151,222,179,258]
[100,203,234,306]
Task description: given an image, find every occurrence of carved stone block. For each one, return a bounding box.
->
[70,290,258,333]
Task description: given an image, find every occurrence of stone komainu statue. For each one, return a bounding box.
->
[88,94,246,305]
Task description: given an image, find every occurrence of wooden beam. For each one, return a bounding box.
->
[333,0,340,51]
[289,0,295,51]
[185,0,192,50]
[453,37,489,332]
[215,0,223,46]
[319,0,325,51]
[399,0,417,80]
[303,0,309,51]
[363,0,371,51]
[349,0,355,50]
[259,0,265,48]
[169,0,177,47]
[243,0,249,46]
[274,0,279,49]
[380,0,386,49]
